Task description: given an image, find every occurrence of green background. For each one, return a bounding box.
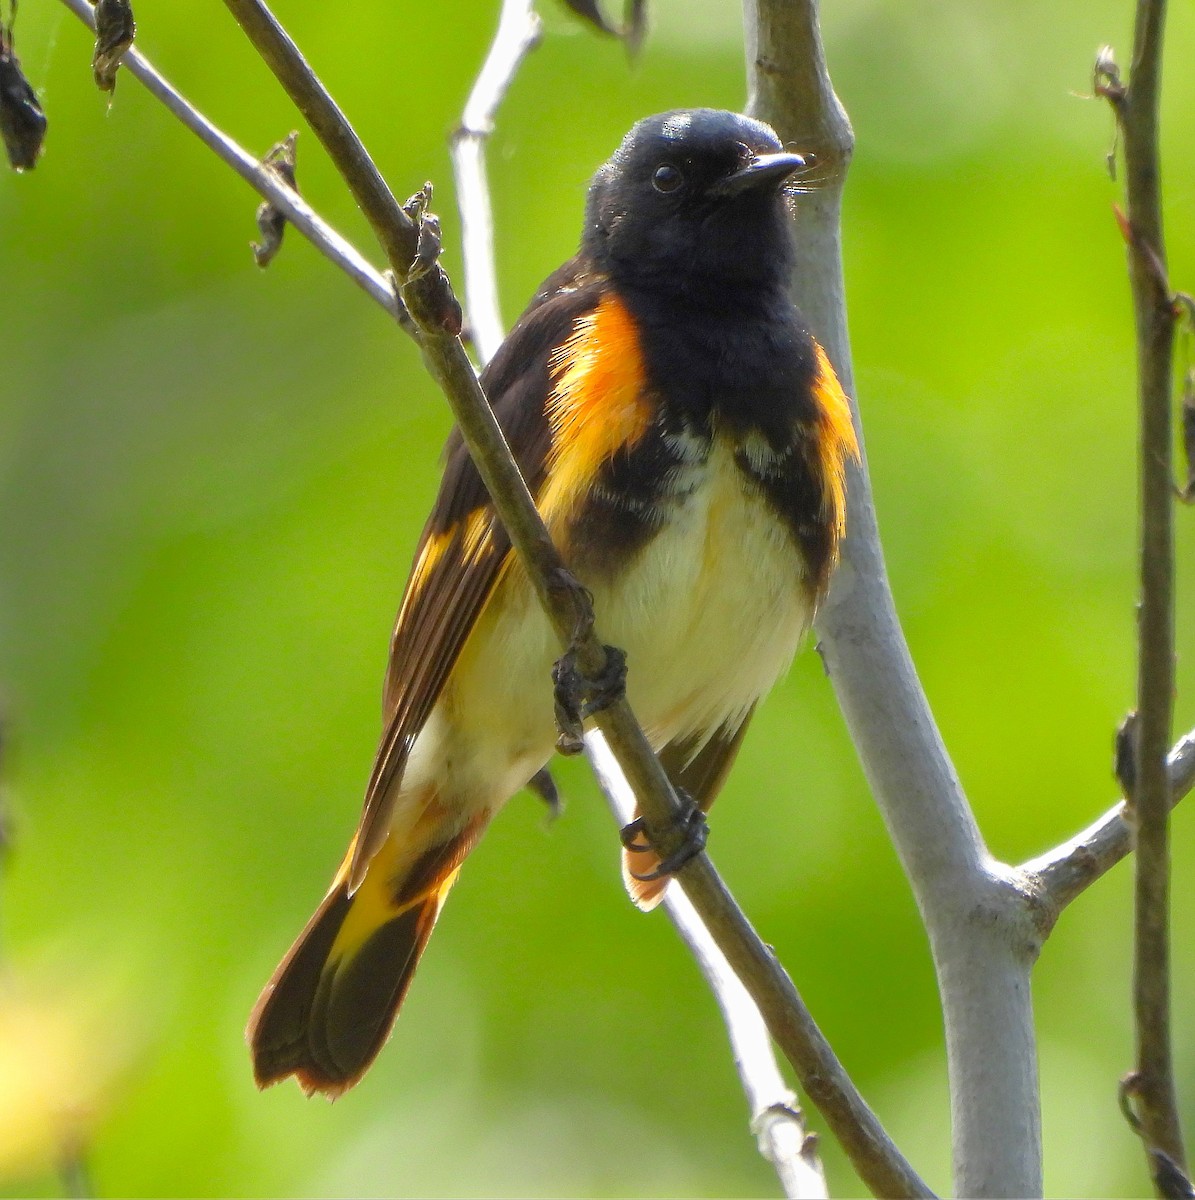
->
[2,0,1195,1194]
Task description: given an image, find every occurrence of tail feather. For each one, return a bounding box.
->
[248,815,482,1097]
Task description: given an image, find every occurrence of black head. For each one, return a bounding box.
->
[582,109,804,304]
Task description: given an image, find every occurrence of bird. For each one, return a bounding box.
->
[248,108,859,1097]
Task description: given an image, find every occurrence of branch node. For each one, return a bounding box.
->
[1121,1070,1146,1134]
[251,131,299,268]
[397,186,464,338]
[1094,45,1126,109]
[92,0,135,93]
[1116,710,1140,807]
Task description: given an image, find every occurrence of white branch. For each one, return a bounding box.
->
[450,0,542,364]
[587,734,829,1200]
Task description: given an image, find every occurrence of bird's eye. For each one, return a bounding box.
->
[652,163,683,194]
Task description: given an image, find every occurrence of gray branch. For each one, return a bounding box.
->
[744,1,1043,1194]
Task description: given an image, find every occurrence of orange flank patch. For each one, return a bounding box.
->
[810,342,860,539]
[539,293,653,529]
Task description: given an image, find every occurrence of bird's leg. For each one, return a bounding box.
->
[620,789,709,881]
[552,643,628,755]
[548,566,628,755]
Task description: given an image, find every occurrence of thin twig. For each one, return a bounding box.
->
[61,1,929,1192]
[1024,728,1195,921]
[1102,9,1186,1175]
[450,0,542,364]
[219,0,417,274]
[588,734,828,1200]
[56,0,410,332]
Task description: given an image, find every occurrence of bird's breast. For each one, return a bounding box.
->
[574,431,816,747]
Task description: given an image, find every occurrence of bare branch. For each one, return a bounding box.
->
[1023,729,1195,919]
[744,3,1043,1196]
[1100,12,1186,1174]
[56,0,410,330]
[450,0,542,364]
[588,733,828,1200]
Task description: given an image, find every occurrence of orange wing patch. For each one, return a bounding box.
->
[810,341,860,541]
[539,293,653,530]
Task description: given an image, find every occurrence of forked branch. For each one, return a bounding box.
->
[1024,728,1195,924]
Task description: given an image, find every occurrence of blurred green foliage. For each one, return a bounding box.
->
[1,0,1194,1194]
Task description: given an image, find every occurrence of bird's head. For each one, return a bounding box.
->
[582,109,806,303]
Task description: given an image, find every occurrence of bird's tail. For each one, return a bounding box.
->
[248,809,487,1097]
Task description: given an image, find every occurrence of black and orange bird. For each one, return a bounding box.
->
[248,108,859,1096]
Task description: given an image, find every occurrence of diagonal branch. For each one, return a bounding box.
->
[1098,5,1186,1177]
[450,0,542,364]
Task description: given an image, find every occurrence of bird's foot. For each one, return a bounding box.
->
[620,790,709,881]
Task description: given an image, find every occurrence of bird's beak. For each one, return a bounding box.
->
[713,151,807,197]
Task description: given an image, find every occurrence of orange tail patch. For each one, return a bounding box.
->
[248,812,486,1096]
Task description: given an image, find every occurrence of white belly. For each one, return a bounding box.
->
[593,438,812,748]
[400,438,812,816]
